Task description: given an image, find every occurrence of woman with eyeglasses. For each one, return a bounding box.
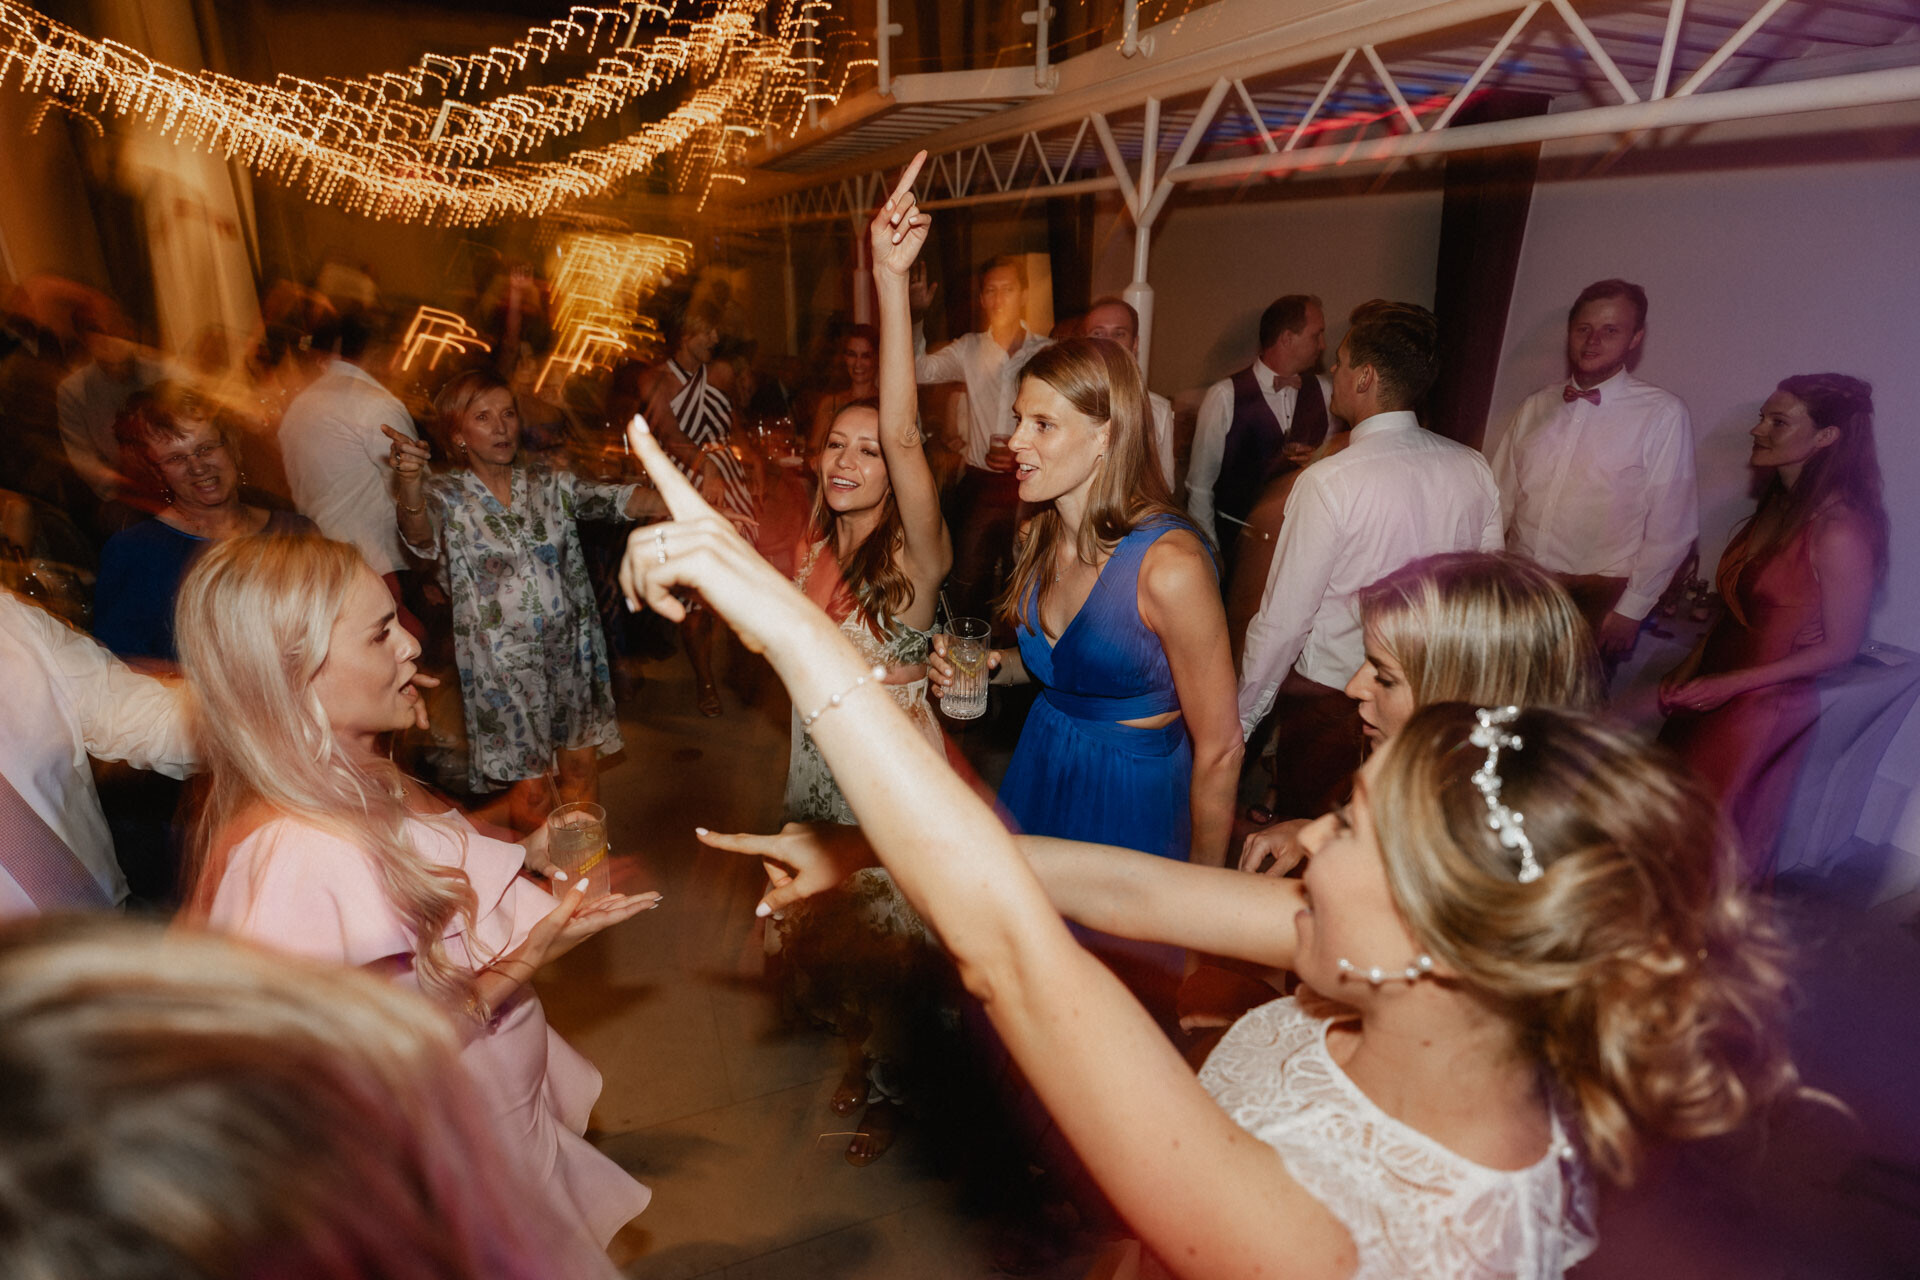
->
[94,382,315,667]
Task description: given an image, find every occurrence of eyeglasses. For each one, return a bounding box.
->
[153,440,228,470]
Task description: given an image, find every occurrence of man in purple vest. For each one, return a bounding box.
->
[1186,296,1331,562]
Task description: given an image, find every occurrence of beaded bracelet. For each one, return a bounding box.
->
[799,665,887,730]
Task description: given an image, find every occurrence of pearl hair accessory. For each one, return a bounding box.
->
[1469,705,1544,884]
[1336,954,1436,986]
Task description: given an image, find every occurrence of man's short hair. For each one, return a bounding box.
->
[311,310,378,363]
[1085,296,1138,333]
[1568,279,1647,332]
[981,254,1028,291]
[1342,302,1439,411]
[1257,295,1322,351]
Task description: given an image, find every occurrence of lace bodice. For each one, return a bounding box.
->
[1199,997,1597,1280]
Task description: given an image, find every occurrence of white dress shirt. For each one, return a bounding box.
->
[1187,361,1335,534]
[1238,411,1504,735]
[1148,391,1175,492]
[280,360,419,575]
[0,592,196,914]
[1487,369,1697,621]
[913,324,1051,468]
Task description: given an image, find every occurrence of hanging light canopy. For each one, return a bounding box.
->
[0,0,862,224]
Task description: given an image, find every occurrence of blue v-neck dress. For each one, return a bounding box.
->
[997,516,1211,861]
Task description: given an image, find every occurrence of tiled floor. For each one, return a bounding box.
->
[534,649,1082,1279]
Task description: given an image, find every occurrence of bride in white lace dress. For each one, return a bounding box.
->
[616,278,1802,1274]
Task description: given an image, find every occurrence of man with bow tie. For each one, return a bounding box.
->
[1186,295,1332,563]
[1488,279,1697,667]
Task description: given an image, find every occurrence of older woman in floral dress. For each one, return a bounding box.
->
[390,369,662,829]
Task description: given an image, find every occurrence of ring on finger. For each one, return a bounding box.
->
[654,527,668,565]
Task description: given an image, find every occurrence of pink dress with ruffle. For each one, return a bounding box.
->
[203,811,649,1277]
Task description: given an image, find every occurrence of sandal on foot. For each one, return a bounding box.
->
[845,1100,899,1167]
[829,1066,867,1118]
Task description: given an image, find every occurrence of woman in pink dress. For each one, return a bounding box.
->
[1660,373,1887,879]
[174,532,657,1278]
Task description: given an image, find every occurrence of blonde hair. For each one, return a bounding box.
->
[1370,705,1797,1186]
[0,915,550,1279]
[999,338,1189,630]
[1357,553,1603,712]
[431,367,516,461]
[174,533,478,1006]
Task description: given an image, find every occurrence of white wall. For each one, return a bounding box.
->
[1091,183,1445,404]
[1485,131,1920,650]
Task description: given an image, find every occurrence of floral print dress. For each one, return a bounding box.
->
[401,465,636,790]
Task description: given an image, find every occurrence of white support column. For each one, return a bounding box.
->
[876,0,903,97]
[850,210,873,325]
[781,213,798,357]
[1023,2,1059,92]
[1126,95,1161,378]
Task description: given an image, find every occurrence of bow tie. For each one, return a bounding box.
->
[1271,373,1302,393]
[1563,384,1602,406]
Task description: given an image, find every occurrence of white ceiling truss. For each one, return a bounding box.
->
[737,0,1920,228]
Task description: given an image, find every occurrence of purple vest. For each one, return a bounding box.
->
[1211,366,1329,550]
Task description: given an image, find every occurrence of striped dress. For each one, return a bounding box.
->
[666,359,754,518]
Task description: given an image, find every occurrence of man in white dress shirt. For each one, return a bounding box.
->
[1238,303,1503,817]
[1186,295,1332,559]
[278,312,423,633]
[913,255,1051,615]
[0,591,195,916]
[1488,279,1696,667]
[1083,296,1176,491]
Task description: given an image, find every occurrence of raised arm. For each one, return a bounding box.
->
[1139,530,1243,866]
[872,152,951,592]
[617,418,1350,1279]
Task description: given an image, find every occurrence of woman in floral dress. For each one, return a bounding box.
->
[390,369,662,829]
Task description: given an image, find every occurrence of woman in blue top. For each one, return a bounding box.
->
[95,384,314,665]
[935,339,1242,866]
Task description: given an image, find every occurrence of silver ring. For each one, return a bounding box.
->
[654,527,668,565]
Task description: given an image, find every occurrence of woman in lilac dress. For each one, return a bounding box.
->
[175,534,657,1277]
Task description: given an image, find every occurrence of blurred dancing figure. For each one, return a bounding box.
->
[0,915,581,1279]
[635,301,751,716]
[0,590,194,916]
[95,383,314,665]
[390,371,662,829]
[912,255,1051,618]
[1082,297,1177,490]
[808,323,880,453]
[772,153,954,1167]
[176,534,657,1272]
[616,424,1799,1280]
[1490,280,1697,668]
[1660,374,1887,879]
[278,312,424,632]
[933,338,1241,868]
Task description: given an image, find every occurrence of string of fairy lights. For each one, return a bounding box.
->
[0,0,863,225]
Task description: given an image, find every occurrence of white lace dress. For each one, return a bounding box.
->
[1198,997,1597,1280]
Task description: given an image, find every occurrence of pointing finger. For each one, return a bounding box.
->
[625,414,713,521]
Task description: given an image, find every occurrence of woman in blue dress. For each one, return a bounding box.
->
[934,339,1241,867]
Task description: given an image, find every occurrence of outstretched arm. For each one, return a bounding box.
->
[617,418,1349,1279]
[872,152,952,596]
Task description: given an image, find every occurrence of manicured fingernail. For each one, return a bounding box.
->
[552,869,568,881]
[755,901,771,918]
[629,414,650,436]
[694,826,708,836]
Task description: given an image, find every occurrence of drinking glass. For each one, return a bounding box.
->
[940,617,992,721]
[546,801,609,899]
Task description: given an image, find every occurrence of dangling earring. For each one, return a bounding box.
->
[1335,954,1435,987]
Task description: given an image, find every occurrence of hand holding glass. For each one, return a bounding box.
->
[939,617,992,721]
[546,802,609,899]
